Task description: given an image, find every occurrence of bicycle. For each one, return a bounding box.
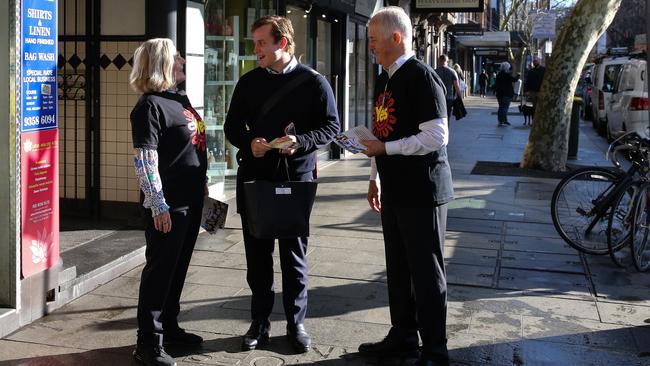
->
[551,133,650,256]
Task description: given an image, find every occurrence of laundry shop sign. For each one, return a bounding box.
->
[20,0,60,278]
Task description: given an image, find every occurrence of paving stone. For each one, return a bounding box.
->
[447,333,497,365]
[310,262,387,281]
[0,341,133,365]
[447,218,503,235]
[448,287,600,321]
[522,315,637,352]
[500,250,583,273]
[307,277,389,303]
[445,231,501,250]
[446,263,495,287]
[307,247,386,266]
[491,339,647,366]
[308,235,386,253]
[503,235,576,255]
[90,275,140,299]
[597,301,650,326]
[497,268,591,297]
[505,222,559,238]
[6,315,135,350]
[468,310,523,340]
[444,247,497,267]
[55,293,138,324]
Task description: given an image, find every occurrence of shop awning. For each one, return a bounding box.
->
[455,31,511,48]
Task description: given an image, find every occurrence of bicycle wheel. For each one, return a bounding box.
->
[551,167,624,255]
[630,184,650,272]
[607,181,637,267]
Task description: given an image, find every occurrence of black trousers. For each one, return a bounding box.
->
[240,215,309,326]
[136,204,202,342]
[381,203,449,361]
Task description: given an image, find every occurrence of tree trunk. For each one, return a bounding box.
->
[520,0,622,171]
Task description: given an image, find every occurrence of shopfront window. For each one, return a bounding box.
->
[286,5,311,65]
[203,0,278,183]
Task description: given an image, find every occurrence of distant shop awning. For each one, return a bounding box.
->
[455,31,511,48]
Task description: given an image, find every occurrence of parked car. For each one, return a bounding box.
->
[606,59,648,140]
[590,56,629,135]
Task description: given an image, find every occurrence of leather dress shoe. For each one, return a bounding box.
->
[163,327,203,346]
[242,320,270,351]
[286,323,311,353]
[358,332,419,358]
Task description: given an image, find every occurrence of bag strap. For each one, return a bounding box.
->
[256,67,319,123]
[273,155,291,181]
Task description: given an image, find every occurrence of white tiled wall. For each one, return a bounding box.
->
[100,41,141,203]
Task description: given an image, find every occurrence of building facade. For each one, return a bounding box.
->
[0,0,382,337]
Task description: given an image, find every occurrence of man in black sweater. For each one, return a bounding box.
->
[358,7,453,366]
[224,15,339,354]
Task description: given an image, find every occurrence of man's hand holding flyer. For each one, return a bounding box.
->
[334,126,378,154]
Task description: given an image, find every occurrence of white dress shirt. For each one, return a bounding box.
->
[370,53,449,180]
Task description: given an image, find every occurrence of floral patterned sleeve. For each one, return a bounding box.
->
[133,148,170,217]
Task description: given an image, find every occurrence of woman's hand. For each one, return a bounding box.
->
[154,211,172,233]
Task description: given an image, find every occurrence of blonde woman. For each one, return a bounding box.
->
[129,38,207,366]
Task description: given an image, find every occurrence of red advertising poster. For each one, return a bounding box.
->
[20,129,59,278]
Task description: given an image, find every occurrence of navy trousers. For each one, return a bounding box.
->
[381,203,449,362]
[136,204,202,342]
[240,216,309,326]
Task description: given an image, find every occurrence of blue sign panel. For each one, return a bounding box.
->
[21,0,58,132]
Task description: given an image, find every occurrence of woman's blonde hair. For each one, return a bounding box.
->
[129,38,177,94]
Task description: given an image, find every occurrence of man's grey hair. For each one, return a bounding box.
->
[369,6,412,44]
[500,61,511,72]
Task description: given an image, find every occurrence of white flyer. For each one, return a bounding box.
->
[333,126,378,154]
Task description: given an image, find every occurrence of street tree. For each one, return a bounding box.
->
[520,0,623,171]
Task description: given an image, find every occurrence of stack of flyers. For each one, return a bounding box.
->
[333,126,377,154]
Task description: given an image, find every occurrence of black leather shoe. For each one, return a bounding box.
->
[286,323,311,353]
[133,334,177,366]
[163,327,203,346]
[242,320,270,351]
[358,331,419,358]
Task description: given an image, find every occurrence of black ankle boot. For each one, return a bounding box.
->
[133,334,177,366]
[242,320,270,351]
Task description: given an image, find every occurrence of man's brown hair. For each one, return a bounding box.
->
[251,15,295,55]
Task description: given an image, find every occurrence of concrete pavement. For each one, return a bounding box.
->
[1,96,649,365]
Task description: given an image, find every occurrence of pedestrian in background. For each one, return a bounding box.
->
[524,57,545,107]
[435,54,462,119]
[489,71,497,95]
[494,61,520,126]
[359,7,454,366]
[224,15,339,354]
[453,63,466,96]
[479,69,488,98]
[129,38,208,366]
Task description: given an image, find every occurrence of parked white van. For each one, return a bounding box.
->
[606,58,648,140]
[590,56,629,135]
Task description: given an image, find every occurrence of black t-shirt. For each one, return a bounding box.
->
[130,90,208,208]
[373,57,454,207]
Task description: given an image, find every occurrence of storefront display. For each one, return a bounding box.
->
[204,0,278,181]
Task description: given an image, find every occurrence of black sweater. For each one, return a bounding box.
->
[224,64,340,180]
